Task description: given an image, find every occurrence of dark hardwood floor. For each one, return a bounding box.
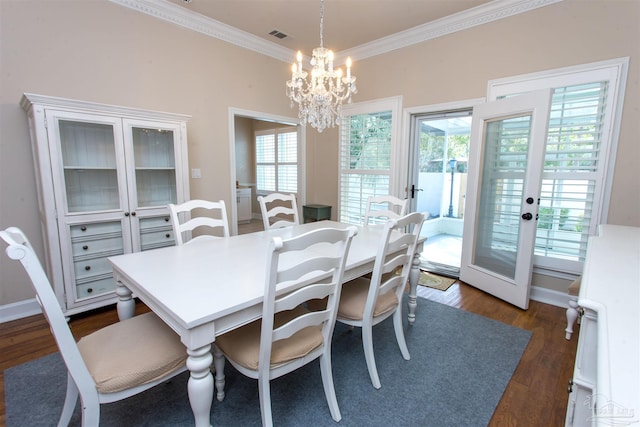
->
[0,278,577,426]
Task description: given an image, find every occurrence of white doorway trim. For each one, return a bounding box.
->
[228,108,305,236]
[401,98,485,211]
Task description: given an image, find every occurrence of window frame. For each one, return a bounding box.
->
[338,96,404,224]
[255,126,299,195]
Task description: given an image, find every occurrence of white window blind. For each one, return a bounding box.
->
[339,111,393,224]
[256,127,298,194]
[535,83,605,263]
[489,58,628,274]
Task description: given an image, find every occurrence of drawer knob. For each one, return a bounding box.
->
[165,217,170,222]
[82,245,88,250]
[166,233,171,238]
[85,265,91,271]
[87,287,93,293]
[81,226,87,231]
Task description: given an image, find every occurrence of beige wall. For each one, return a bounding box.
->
[1,0,638,308]
[308,0,640,229]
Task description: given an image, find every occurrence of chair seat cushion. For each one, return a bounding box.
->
[77,312,187,393]
[215,306,323,371]
[568,276,582,296]
[338,277,398,321]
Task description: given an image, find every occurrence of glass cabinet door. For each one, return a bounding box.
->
[129,125,178,208]
[58,119,122,213]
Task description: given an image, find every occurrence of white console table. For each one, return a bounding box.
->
[565,224,640,426]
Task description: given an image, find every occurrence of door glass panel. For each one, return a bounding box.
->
[132,127,177,207]
[59,120,119,212]
[473,115,532,280]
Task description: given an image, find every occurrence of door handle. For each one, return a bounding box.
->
[410,184,423,198]
[522,212,533,221]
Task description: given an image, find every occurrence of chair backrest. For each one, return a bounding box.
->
[168,199,230,245]
[1,227,95,394]
[257,193,300,230]
[364,195,408,226]
[260,226,357,376]
[366,212,425,317]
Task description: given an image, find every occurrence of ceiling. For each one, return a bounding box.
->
[165,0,493,54]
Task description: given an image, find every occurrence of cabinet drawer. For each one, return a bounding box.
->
[565,379,595,426]
[70,222,122,239]
[76,276,116,299]
[139,216,172,230]
[236,188,251,197]
[575,311,597,383]
[141,229,175,250]
[72,235,123,257]
[73,256,114,281]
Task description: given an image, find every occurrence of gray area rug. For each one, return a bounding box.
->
[5,297,531,426]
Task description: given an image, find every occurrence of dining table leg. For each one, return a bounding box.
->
[187,344,214,427]
[115,279,135,320]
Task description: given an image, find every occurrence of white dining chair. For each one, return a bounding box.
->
[168,199,230,244]
[215,225,357,427]
[257,193,300,230]
[337,212,425,389]
[0,227,188,426]
[363,195,408,226]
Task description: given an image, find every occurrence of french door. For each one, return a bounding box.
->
[460,90,551,309]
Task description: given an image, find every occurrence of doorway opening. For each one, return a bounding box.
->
[229,108,303,236]
[409,109,472,278]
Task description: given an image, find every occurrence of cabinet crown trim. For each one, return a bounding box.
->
[21,93,191,123]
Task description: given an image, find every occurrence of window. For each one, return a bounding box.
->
[339,97,403,224]
[256,127,298,193]
[489,58,629,274]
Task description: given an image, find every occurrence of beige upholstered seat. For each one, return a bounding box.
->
[0,227,187,426]
[363,195,408,226]
[168,199,230,244]
[215,226,357,427]
[337,212,425,389]
[257,192,300,230]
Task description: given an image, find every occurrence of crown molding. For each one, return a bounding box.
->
[110,0,294,63]
[110,0,563,64]
[337,0,563,62]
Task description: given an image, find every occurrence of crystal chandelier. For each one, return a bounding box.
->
[286,0,357,133]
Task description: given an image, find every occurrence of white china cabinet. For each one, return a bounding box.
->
[21,93,190,315]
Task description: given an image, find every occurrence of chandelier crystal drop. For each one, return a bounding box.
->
[286,0,357,133]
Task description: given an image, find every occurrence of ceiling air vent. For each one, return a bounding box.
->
[269,30,288,40]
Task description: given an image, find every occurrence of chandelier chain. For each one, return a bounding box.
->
[319,0,324,48]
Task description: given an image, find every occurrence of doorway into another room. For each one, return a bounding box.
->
[408,107,474,278]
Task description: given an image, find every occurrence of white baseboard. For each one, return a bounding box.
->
[530,285,569,308]
[0,298,42,323]
[0,284,570,324]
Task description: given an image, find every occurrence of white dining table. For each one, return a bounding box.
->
[108,220,425,427]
